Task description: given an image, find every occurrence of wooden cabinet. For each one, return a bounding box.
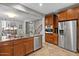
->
[57,11,67,21]
[53,34,58,45]
[74,7,79,19]
[53,15,58,28]
[13,39,25,56]
[45,16,49,25]
[45,14,53,25]
[0,45,13,56]
[45,33,51,42]
[66,9,78,20]
[0,37,34,56]
[24,38,34,54]
[45,14,58,45]
[13,38,34,56]
[13,43,25,56]
[57,6,79,21]
[45,33,57,45]
[0,41,13,56]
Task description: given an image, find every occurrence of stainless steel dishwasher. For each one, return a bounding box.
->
[34,36,42,51]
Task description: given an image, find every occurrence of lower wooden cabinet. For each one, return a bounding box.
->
[13,38,34,56]
[0,41,13,56]
[0,37,34,56]
[24,38,34,54]
[0,45,13,56]
[53,34,58,45]
[13,44,25,56]
[45,33,58,45]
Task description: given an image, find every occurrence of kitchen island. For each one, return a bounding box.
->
[0,35,42,56]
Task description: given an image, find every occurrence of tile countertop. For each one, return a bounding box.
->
[0,34,42,42]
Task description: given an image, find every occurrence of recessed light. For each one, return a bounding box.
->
[5,12,17,18]
[39,3,43,7]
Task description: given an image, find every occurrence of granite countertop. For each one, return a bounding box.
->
[0,34,42,42]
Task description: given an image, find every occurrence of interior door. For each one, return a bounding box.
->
[64,20,77,52]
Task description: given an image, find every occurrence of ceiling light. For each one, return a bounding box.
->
[12,5,26,12]
[5,12,17,18]
[39,3,43,7]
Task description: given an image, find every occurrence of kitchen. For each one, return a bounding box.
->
[0,3,43,56]
[0,3,79,56]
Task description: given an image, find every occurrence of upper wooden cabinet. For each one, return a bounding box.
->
[66,8,78,20]
[45,14,53,25]
[53,15,58,28]
[57,6,79,21]
[57,11,67,21]
[74,7,79,19]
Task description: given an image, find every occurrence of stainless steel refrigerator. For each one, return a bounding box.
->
[58,20,77,52]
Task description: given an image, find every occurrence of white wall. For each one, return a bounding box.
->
[42,17,45,43]
[34,17,45,43]
[16,21,25,36]
[24,17,45,43]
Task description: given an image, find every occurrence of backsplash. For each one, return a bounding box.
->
[34,20,42,34]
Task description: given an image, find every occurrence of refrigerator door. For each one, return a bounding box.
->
[64,20,77,52]
[58,22,65,48]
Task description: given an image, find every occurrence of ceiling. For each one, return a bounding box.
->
[0,3,78,22]
[0,3,43,21]
[22,3,77,14]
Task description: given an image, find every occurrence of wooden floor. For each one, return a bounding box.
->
[29,43,79,56]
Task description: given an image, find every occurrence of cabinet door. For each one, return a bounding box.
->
[67,9,78,20]
[74,7,79,19]
[45,33,49,42]
[53,34,58,45]
[0,45,13,56]
[13,44,25,56]
[50,35,54,43]
[57,11,67,21]
[49,15,53,25]
[24,38,33,55]
[27,39,33,53]
[45,33,53,43]
[53,15,58,28]
[45,17,49,25]
[45,15,53,25]
[0,41,13,56]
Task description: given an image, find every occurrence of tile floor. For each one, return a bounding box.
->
[29,43,79,56]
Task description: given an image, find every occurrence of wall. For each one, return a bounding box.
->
[34,18,45,43]
[42,17,45,43]
[15,21,25,36]
[34,19,42,34]
[24,17,45,43]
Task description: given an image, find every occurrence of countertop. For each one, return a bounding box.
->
[0,34,42,42]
